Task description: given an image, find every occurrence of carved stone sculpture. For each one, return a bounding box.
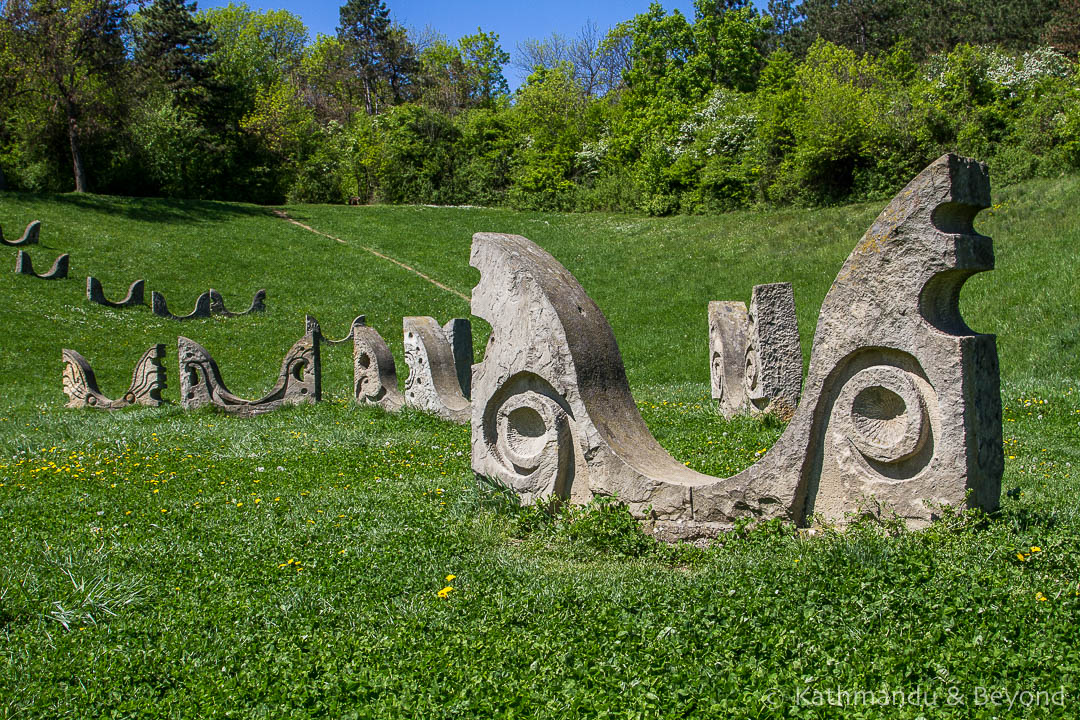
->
[745,283,801,419]
[153,290,211,320]
[62,345,166,409]
[709,284,802,420]
[403,317,471,424]
[87,277,145,308]
[352,320,403,412]
[0,220,40,246]
[209,288,267,317]
[178,332,320,416]
[471,154,1002,532]
[306,314,366,345]
[708,301,750,419]
[15,250,68,279]
[441,318,473,399]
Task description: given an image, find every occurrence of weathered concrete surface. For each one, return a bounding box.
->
[87,277,145,308]
[403,316,470,424]
[62,345,166,409]
[745,282,802,420]
[470,154,1002,533]
[0,220,40,246]
[306,314,366,346]
[442,318,473,400]
[178,331,320,416]
[15,250,68,279]
[708,301,749,419]
[352,320,403,412]
[209,288,267,317]
[153,290,211,320]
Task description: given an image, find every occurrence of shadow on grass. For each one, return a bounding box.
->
[36,192,273,224]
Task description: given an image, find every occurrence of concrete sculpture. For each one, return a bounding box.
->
[153,290,211,320]
[0,220,40,246]
[708,301,750,420]
[352,320,403,412]
[62,345,166,409]
[305,314,364,346]
[178,332,320,416]
[470,154,1002,532]
[15,250,68,279]
[209,288,267,317]
[87,277,145,308]
[708,283,802,420]
[403,317,471,424]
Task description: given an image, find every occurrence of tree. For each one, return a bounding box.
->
[133,0,215,98]
[458,29,509,108]
[337,0,407,115]
[1,0,128,192]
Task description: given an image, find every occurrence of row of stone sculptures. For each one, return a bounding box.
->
[57,153,1006,535]
[62,313,474,421]
[6,218,266,318]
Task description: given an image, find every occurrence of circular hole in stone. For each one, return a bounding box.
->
[505,406,547,459]
[357,353,371,370]
[851,385,907,447]
[292,364,305,382]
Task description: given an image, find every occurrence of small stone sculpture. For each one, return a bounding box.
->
[305,314,364,345]
[708,283,802,420]
[87,277,145,308]
[0,220,40,246]
[152,290,211,320]
[403,316,471,424]
[14,250,68,279]
[470,154,1002,533]
[62,345,166,409]
[178,332,320,416]
[208,288,267,317]
[352,320,403,412]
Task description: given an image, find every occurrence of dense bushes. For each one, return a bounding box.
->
[1,1,1078,210]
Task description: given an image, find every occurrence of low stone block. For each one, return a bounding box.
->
[15,250,68,279]
[152,290,211,320]
[178,330,320,416]
[87,277,145,308]
[62,345,166,409]
[0,220,40,246]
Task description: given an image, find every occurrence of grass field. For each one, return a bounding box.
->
[1,175,1078,718]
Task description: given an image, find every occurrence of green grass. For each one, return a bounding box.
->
[1,178,1079,718]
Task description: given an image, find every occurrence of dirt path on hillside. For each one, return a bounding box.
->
[271,210,470,302]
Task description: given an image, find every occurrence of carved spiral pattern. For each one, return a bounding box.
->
[485,376,573,502]
[833,365,930,465]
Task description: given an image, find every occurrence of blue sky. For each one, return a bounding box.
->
[196,0,768,89]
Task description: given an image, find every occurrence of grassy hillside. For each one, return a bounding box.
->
[0,178,1078,718]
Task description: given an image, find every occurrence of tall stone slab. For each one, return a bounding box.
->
[708,300,749,419]
[352,320,403,412]
[470,154,1002,533]
[403,317,470,424]
[745,282,802,420]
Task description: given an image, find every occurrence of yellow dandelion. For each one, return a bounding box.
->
[1030,546,1041,553]
[446,574,456,582]
[1036,592,1047,602]
[1016,552,1027,561]
[437,585,454,599]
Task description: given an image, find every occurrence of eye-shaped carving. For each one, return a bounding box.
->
[483,374,574,504]
[832,365,932,467]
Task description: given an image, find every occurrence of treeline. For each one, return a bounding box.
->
[1,0,1079,211]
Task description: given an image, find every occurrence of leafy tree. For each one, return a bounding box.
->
[133,0,215,98]
[337,0,418,114]
[458,29,509,108]
[1,0,128,192]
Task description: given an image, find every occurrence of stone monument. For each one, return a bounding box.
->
[62,345,166,409]
[470,154,1002,533]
